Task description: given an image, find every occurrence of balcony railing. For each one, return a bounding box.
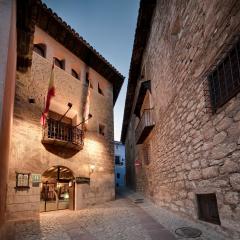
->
[135,108,155,144]
[42,118,84,150]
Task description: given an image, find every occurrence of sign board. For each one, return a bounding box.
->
[75,177,90,184]
[15,173,30,190]
[32,174,41,187]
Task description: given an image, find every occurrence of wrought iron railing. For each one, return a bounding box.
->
[135,108,155,144]
[42,118,84,148]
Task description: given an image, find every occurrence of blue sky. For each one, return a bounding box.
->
[43,0,140,141]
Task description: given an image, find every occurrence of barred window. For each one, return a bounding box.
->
[208,40,240,111]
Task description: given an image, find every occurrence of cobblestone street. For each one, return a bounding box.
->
[5,190,229,240]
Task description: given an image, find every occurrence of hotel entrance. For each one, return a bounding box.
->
[40,166,75,212]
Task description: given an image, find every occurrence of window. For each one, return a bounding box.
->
[98,83,104,95]
[117,173,120,179]
[197,193,221,225]
[115,156,120,165]
[71,69,79,79]
[54,57,65,70]
[208,40,240,111]
[99,124,105,136]
[33,44,45,57]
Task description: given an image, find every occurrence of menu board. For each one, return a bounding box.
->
[16,173,30,189]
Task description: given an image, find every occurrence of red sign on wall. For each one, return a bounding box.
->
[135,160,142,167]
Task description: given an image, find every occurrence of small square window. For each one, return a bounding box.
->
[196,193,221,225]
[54,57,65,70]
[71,69,79,79]
[33,44,46,58]
[115,156,120,165]
[98,83,104,95]
[28,97,35,104]
[99,124,105,136]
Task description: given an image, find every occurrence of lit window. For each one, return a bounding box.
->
[54,57,65,70]
[99,124,105,136]
[71,69,79,79]
[208,40,240,111]
[98,83,104,95]
[33,44,45,58]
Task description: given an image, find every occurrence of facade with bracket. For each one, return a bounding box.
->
[4,0,124,221]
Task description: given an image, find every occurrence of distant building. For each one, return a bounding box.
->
[114,141,126,187]
[0,0,124,235]
[122,0,240,239]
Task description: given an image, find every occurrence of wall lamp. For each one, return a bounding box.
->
[89,164,95,174]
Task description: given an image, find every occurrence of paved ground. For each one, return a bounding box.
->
[6,190,229,240]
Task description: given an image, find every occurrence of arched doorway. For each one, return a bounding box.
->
[40,166,75,212]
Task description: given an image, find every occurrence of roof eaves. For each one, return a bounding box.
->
[121,0,156,143]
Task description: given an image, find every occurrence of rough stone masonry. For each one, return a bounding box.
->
[123,0,240,239]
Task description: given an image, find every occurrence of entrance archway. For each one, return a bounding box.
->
[40,166,75,212]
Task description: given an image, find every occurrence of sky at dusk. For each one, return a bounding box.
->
[43,0,140,141]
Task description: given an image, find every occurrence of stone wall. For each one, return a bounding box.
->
[7,28,115,220]
[0,0,16,237]
[125,0,240,238]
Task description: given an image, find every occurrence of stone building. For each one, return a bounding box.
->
[114,141,126,187]
[0,0,124,227]
[122,0,240,238]
[0,0,17,238]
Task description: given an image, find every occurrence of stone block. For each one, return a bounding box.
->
[224,192,239,205]
[211,143,237,160]
[227,122,240,140]
[186,111,195,123]
[220,160,239,174]
[188,169,202,180]
[233,111,240,121]
[202,166,219,179]
[213,131,227,145]
[192,160,199,168]
[202,126,216,140]
[230,173,240,190]
[216,117,233,132]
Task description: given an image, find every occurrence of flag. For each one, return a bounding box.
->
[83,81,91,124]
[41,63,55,126]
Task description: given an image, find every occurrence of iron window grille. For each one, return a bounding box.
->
[208,40,240,112]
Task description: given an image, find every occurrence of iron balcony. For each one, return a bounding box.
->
[42,118,84,150]
[135,108,155,144]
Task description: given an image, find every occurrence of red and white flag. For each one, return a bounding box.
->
[41,63,55,126]
[83,82,91,124]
